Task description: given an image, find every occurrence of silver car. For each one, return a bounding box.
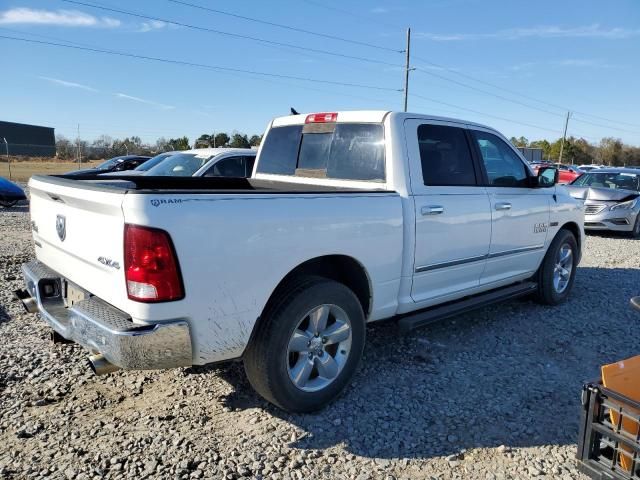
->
[144,148,256,177]
[566,168,640,237]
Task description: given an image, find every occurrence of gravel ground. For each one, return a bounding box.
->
[1,193,639,480]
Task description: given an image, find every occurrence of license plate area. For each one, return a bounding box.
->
[63,280,90,307]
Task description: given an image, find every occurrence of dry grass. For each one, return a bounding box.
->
[0,161,102,183]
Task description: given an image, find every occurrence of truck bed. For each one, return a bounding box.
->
[37,174,390,195]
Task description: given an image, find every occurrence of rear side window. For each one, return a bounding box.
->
[417,124,476,186]
[257,124,385,181]
[472,131,528,187]
[203,156,255,177]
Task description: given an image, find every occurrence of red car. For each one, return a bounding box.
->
[530,162,584,184]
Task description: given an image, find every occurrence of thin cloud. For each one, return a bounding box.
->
[0,8,121,28]
[138,20,167,33]
[416,24,640,41]
[509,59,619,71]
[115,93,175,110]
[39,76,99,92]
[371,7,388,14]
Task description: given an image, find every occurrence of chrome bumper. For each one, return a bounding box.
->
[17,260,192,370]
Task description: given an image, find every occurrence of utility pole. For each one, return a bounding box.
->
[2,137,10,181]
[558,111,571,164]
[403,27,412,112]
[213,131,216,148]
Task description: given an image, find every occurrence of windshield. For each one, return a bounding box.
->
[96,157,124,170]
[572,172,640,191]
[257,123,385,181]
[145,153,214,176]
[134,152,173,171]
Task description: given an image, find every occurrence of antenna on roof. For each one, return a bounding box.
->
[290,107,300,115]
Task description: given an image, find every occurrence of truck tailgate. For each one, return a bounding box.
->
[29,177,127,309]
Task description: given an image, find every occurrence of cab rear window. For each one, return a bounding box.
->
[257,123,385,181]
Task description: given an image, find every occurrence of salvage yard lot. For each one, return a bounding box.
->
[0,199,638,479]
[0,161,101,183]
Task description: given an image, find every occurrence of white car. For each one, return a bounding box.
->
[578,164,604,172]
[18,110,584,412]
[143,148,256,178]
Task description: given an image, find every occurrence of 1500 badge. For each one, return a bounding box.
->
[533,223,548,233]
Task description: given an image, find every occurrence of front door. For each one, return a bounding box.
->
[405,119,492,305]
[469,128,551,285]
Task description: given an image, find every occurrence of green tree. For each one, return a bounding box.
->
[599,137,624,166]
[166,136,191,151]
[195,134,212,148]
[214,132,230,147]
[229,133,250,148]
[509,136,529,148]
[249,134,262,147]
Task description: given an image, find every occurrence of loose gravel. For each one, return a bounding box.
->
[1,192,639,480]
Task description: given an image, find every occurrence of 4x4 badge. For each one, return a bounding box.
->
[56,215,66,241]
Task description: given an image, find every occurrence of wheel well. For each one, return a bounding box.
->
[560,221,582,258]
[263,255,372,319]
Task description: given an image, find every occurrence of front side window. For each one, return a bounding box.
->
[257,123,385,181]
[417,124,476,186]
[473,131,529,187]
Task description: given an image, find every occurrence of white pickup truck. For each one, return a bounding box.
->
[17,111,584,412]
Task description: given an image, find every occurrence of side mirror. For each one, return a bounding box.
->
[536,166,558,187]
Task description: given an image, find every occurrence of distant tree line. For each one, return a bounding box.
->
[54,131,263,160]
[509,136,640,166]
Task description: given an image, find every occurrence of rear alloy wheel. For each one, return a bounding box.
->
[244,277,365,412]
[535,229,578,305]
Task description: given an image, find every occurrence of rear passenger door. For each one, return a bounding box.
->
[405,119,492,305]
[469,128,551,285]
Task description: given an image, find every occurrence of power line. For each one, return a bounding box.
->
[300,0,404,31]
[166,0,401,53]
[0,34,400,92]
[410,92,563,135]
[62,0,403,68]
[412,53,640,131]
[413,66,565,118]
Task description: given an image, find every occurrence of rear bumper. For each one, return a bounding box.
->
[17,260,192,370]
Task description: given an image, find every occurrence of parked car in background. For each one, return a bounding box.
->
[530,162,583,184]
[104,152,176,176]
[566,168,640,237]
[0,177,27,207]
[143,148,256,177]
[66,155,151,176]
[554,164,584,184]
[18,110,584,412]
[578,164,603,172]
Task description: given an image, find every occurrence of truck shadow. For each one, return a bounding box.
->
[206,266,639,460]
[0,303,10,325]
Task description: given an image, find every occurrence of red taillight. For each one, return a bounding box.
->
[124,224,184,302]
[305,112,338,124]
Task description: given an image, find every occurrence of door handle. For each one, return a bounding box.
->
[421,205,444,216]
[495,202,512,211]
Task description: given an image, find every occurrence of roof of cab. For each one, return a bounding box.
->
[270,110,497,132]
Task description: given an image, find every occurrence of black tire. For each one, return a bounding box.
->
[243,276,365,413]
[0,200,18,208]
[534,229,578,305]
[629,215,640,239]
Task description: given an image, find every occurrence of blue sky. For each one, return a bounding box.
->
[1,0,639,146]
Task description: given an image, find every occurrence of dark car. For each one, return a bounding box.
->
[0,177,27,207]
[65,155,151,176]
